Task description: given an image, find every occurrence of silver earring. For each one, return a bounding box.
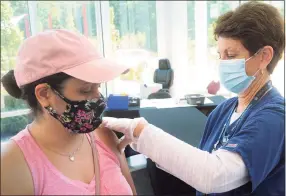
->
[47,106,53,111]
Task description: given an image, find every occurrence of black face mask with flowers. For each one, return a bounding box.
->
[45,85,106,134]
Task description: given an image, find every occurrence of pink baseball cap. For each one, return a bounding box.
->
[14,29,129,87]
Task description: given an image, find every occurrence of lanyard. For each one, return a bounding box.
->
[213,81,273,151]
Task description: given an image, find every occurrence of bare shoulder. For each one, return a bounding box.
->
[1,140,34,195]
[94,127,137,194]
[94,127,120,155]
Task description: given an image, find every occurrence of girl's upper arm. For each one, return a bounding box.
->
[95,127,137,195]
[1,141,34,195]
[116,151,137,195]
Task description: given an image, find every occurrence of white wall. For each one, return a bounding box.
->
[156,1,189,98]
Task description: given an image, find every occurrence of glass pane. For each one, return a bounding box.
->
[241,1,284,16]
[187,1,195,68]
[36,1,105,94]
[36,1,98,47]
[239,1,285,96]
[187,1,239,96]
[207,1,239,96]
[108,1,158,96]
[1,1,32,142]
[268,0,285,96]
[207,1,239,66]
[271,1,284,16]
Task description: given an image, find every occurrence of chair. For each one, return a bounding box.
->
[147,90,172,99]
[154,59,174,90]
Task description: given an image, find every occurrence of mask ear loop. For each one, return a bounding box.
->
[46,83,78,106]
[245,48,263,62]
[46,83,66,100]
[254,48,265,77]
[245,48,264,77]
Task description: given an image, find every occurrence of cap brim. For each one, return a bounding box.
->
[62,58,130,83]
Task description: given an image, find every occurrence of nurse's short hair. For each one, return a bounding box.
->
[214,1,284,74]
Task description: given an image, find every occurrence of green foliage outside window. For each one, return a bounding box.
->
[1,1,24,72]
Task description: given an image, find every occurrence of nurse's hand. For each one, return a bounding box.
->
[101,117,149,152]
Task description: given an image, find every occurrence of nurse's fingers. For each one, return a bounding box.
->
[118,136,132,154]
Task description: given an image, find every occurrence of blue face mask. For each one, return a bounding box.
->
[219,52,261,94]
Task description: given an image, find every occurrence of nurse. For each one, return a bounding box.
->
[102,2,285,195]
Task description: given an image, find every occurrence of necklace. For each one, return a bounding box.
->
[44,134,85,162]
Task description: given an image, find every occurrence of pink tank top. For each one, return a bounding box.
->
[11,128,133,195]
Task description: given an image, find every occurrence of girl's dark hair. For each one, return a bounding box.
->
[1,70,72,116]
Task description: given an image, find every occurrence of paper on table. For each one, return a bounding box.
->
[140,98,188,109]
[205,98,214,104]
[140,99,156,108]
[140,97,214,109]
[156,98,190,109]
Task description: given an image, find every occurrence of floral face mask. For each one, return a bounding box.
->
[45,85,106,134]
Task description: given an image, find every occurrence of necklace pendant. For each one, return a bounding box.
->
[69,155,75,162]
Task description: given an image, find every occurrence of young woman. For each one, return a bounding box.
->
[1,29,136,195]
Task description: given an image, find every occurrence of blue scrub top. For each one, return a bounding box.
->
[197,87,285,196]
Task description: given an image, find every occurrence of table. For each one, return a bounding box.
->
[139,106,207,147]
[139,106,208,195]
[104,95,226,118]
[103,95,226,157]
[102,95,226,195]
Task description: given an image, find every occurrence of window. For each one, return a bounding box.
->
[1,1,31,142]
[187,1,239,96]
[242,0,285,95]
[1,1,284,143]
[265,1,284,96]
[187,1,284,96]
[1,1,101,142]
[36,1,98,47]
[107,1,158,96]
[35,1,107,95]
